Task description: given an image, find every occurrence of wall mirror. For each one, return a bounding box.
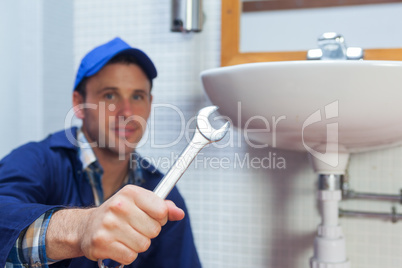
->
[221,0,402,66]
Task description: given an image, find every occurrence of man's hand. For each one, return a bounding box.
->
[45,185,185,265]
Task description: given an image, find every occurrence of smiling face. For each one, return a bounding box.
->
[73,63,152,158]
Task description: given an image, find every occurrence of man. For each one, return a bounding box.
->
[0,37,201,267]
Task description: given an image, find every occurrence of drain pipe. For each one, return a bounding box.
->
[309,152,351,268]
[310,174,350,268]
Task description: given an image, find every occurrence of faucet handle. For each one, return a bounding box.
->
[346,47,364,60]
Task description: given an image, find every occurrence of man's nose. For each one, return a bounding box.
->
[117,99,133,118]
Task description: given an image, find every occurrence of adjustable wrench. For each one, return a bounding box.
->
[99,105,230,268]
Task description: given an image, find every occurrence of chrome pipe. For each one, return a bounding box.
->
[339,207,402,223]
[318,174,343,190]
[344,190,402,203]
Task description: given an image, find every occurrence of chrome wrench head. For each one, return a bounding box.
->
[196,106,230,142]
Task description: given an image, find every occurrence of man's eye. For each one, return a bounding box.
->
[105,93,114,100]
[133,94,144,100]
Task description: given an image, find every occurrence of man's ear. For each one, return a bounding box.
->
[72,91,85,119]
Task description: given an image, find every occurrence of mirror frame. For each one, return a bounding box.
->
[221,0,402,66]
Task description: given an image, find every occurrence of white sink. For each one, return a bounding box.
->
[202,60,402,267]
[201,61,402,156]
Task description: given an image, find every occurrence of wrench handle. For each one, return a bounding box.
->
[98,133,209,268]
[96,143,202,268]
[153,132,208,199]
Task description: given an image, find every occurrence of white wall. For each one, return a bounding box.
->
[2,1,402,267]
[0,0,73,158]
[0,0,43,157]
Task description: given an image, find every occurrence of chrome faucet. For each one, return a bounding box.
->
[307,32,364,60]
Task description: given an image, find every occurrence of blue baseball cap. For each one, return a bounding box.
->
[73,37,157,90]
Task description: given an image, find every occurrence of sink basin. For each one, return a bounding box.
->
[202,60,402,266]
[201,61,402,156]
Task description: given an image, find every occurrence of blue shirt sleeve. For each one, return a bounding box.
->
[0,143,65,267]
[6,209,60,267]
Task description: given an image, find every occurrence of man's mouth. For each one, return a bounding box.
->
[113,126,137,138]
